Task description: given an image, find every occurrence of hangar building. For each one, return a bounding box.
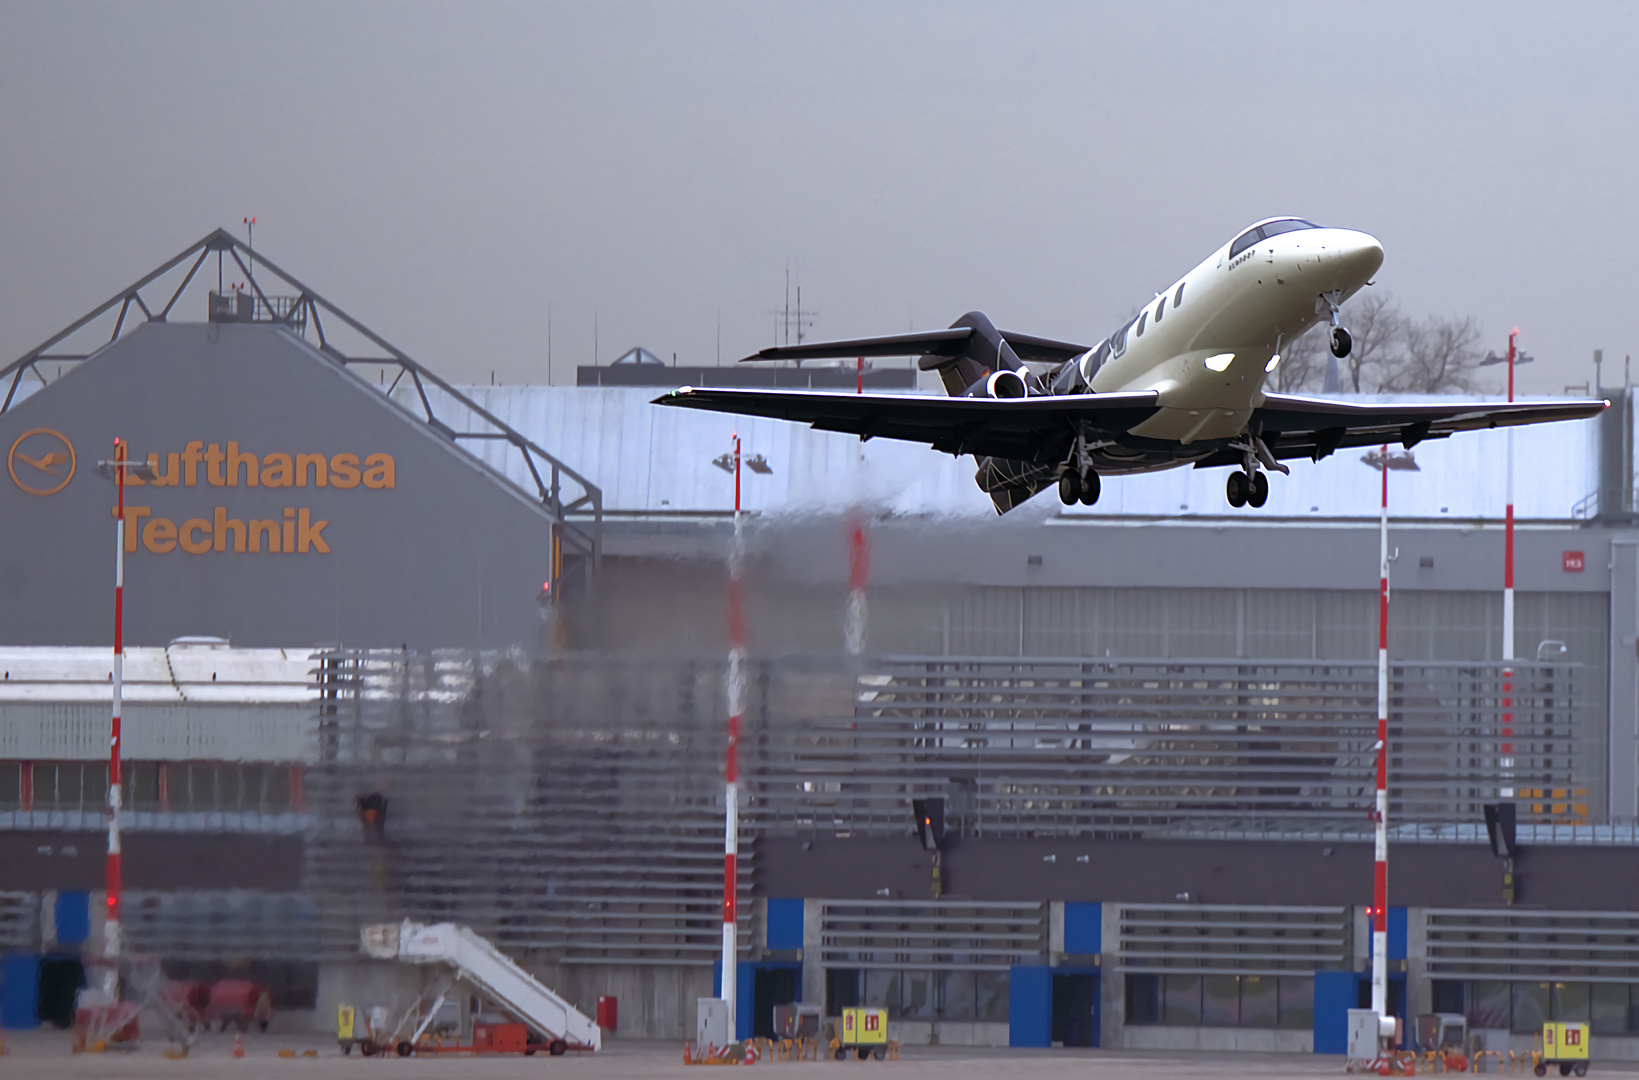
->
[3,232,1638,1057]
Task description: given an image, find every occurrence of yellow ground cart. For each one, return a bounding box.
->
[1536,1022,1589,1077]
[833,1007,891,1061]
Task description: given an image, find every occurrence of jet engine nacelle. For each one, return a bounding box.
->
[976,369,1028,399]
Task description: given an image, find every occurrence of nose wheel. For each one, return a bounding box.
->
[1226,470,1268,509]
[1319,290,1353,358]
[1058,468,1100,506]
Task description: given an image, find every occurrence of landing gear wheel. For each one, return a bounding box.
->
[396,1041,414,1057]
[1078,470,1100,506]
[1248,470,1269,508]
[549,1038,569,1056]
[1226,471,1249,508]
[1058,470,1081,506]
[1331,326,1353,359]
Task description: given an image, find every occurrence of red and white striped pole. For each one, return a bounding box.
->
[722,432,745,1033]
[105,438,128,997]
[1372,443,1389,1021]
[846,356,869,656]
[1502,331,1518,791]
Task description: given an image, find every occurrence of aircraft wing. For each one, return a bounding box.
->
[1247,393,1608,462]
[653,386,1160,460]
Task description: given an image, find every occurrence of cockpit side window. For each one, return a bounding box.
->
[1155,296,1166,322]
[1135,311,1148,337]
[1174,282,1186,307]
[1261,218,1319,239]
[1229,218,1320,259]
[1229,227,1264,259]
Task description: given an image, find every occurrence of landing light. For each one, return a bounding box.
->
[1265,354,1281,373]
[1203,353,1234,372]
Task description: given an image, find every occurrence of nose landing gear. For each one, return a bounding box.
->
[1320,290,1352,359]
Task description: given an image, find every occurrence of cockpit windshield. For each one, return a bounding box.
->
[1229,218,1321,259]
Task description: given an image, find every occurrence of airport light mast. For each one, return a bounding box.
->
[722,432,745,1036]
[1362,445,1417,1027]
[1479,332,1531,794]
[96,439,148,1000]
[1372,443,1390,1022]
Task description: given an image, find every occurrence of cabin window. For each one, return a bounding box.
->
[1136,311,1148,337]
[1155,296,1166,322]
[1174,282,1186,307]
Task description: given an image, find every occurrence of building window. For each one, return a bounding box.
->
[1443,981,1639,1035]
[1126,974,1160,1025]
[1126,973,1313,1029]
[975,972,1009,1023]
[1511,983,1549,1034]
[855,970,1007,1023]
[0,762,21,810]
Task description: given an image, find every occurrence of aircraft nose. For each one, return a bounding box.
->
[1333,229,1384,282]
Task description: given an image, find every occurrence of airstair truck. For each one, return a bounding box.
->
[361,921,601,1054]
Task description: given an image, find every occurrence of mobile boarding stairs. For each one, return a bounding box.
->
[361,920,601,1052]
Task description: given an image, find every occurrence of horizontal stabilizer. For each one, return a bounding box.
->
[741,327,1088,367]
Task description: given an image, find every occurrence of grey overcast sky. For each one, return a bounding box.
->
[1,1,1634,393]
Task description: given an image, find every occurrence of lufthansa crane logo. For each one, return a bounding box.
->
[8,428,76,496]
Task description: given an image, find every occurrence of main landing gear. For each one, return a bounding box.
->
[1059,425,1101,506]
[1225,469,1268,508]
[1224,432,1288,509]
[1321,290,1352,358]
[1059,467,1100,506]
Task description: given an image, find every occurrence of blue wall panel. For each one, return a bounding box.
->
[54,892,90,947]
[1009,965,1052,1047]
[766,898,804,952]
[1313,970,1356,1054]
[1063,902,1101,955]
[1,955,40,1030]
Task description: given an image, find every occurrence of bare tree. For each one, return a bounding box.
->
[1262,293,1492,396]
[1271,323,1327,392]
[1341,292,1404,393]
[1378,314,1484,394]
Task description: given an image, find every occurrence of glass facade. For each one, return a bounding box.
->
[1128,973,1312,1029]
[1433,981,1639,1035]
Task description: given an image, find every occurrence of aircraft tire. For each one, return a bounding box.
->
[1078,471,1100,506]
[1058,471,1081,505]
[1331,326,1353,359]
[1226,471,1249,508]
[1248,471,1269,508]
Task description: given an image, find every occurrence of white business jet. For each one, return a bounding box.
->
[655,218,1604,512]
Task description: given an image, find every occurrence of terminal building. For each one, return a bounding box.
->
[3,230,1638,1055]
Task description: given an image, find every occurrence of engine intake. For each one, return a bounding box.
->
[981,369,1028,399]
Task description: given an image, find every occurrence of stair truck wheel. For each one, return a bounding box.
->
[360,1039,378,1057]
[549,1038,569,1056]
[396,1041,414,1057]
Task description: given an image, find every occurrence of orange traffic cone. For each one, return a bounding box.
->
[233,1033,245,1059]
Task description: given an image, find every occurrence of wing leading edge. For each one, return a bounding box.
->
[652,386,1160,461]
[1232,393,1609,466]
